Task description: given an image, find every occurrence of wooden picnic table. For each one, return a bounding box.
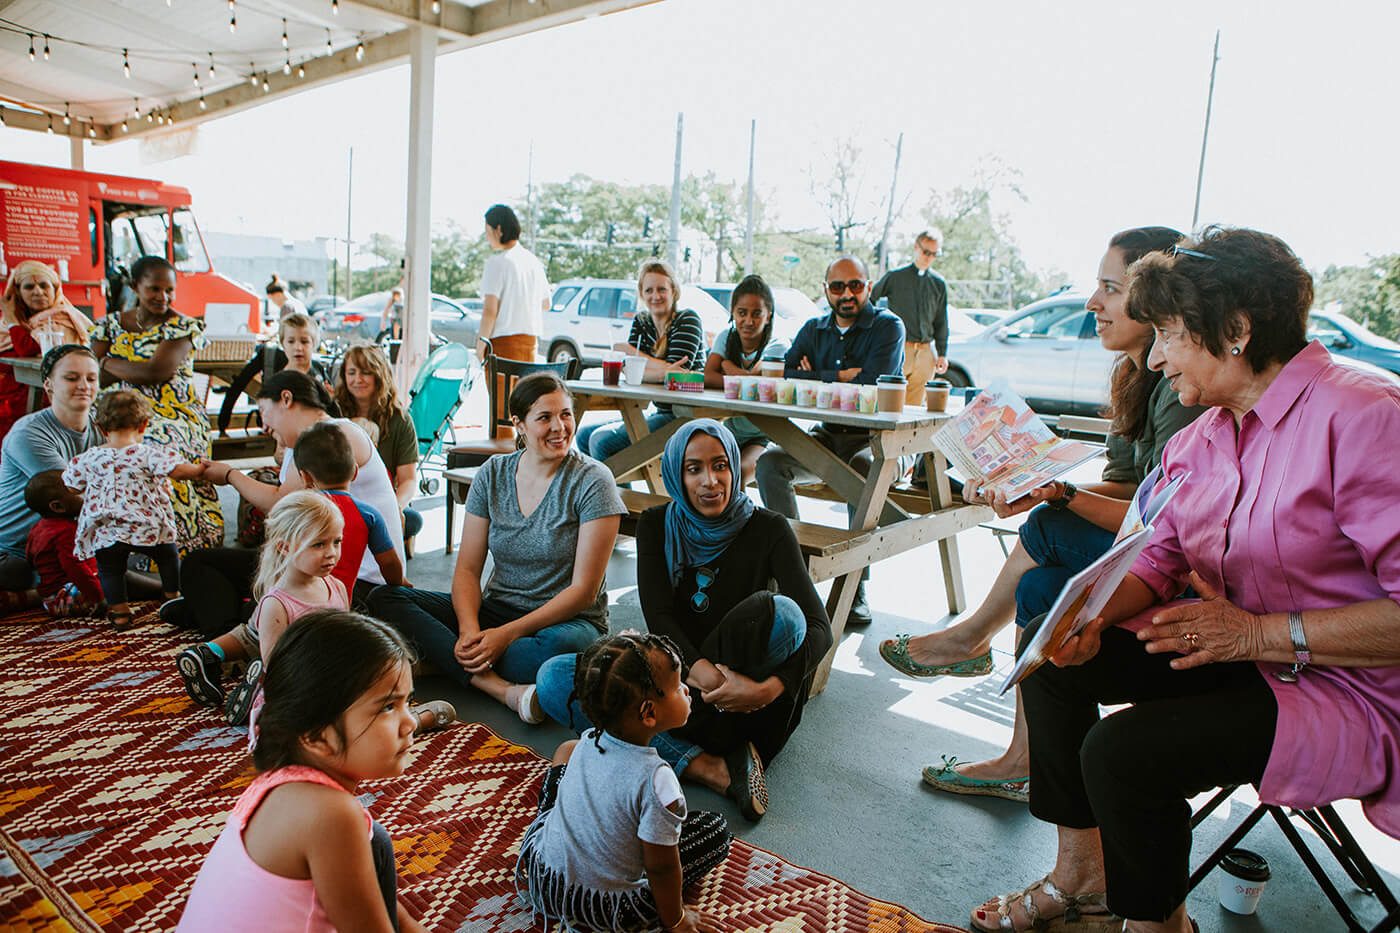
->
[566,378,993,693]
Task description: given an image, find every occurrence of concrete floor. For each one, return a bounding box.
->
[388,450,1400,933]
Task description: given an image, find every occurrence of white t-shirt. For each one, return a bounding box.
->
[481,243,550,339]
[279,418,405,584]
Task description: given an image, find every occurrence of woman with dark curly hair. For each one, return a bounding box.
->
[969,227,1400,933]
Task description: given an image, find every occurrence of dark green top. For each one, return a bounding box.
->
[1101,375,1208,485]
[377,410,418,475]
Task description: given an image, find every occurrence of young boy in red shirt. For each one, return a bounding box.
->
[23,470,103,618]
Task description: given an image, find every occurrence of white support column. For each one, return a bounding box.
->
[397,21,436,397]
[69,137,85,171]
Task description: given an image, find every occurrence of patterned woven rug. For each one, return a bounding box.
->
[0,607,966,932]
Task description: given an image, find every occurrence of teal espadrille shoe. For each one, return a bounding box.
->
[879,635,993,678]
[922,755,1029,804]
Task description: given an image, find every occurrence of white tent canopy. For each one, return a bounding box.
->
[0,0,657,391]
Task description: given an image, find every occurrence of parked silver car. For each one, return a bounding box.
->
[317,290,479,348]
[543,279,729,366]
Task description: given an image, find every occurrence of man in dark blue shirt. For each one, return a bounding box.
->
[755,255,904,623]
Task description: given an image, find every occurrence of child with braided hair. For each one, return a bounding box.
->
[515,632,730,933]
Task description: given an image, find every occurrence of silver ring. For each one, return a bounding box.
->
[1184,632,1201,650]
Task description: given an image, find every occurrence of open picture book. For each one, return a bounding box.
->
[931,380,1103,503]
[997,468,1189,694]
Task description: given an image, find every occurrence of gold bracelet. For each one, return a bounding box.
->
[661,908,686,931]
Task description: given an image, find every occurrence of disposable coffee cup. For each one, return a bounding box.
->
[1218,848,1270,915]
[926,379,951,413]
[623,355,648,385]
[876,374,906,413]
[760,359,785,379]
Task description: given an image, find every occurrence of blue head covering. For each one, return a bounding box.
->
[661,419,755,586]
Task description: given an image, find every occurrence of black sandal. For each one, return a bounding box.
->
[724,741,768,822]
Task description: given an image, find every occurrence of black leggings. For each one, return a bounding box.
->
[95,542,179,605]
[369,818,399,932]
[1020,619,1277,921]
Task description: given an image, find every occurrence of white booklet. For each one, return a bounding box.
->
[932,380,1103,503]
[998,469,1189,694]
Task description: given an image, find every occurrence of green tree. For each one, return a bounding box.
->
[1316,255,1400,339]
[348,224,490,300]
[680,172,761,282]
[527,174,671,280]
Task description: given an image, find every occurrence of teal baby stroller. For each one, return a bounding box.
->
[407,342,473,495]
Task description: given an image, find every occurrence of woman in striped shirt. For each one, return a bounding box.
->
[578,259,707,463]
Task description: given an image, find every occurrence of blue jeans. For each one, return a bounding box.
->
[1013,506,1117,627]
[577,411,676,462]
[533,594,807,774]
[366,586,598,688]
[402,506,422,540]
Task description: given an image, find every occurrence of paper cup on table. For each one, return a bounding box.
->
[722,374,742,399]
[1218,849,1270,915]
[837,384,859,411]
[759,359,785,379]
[33,321,63,356]
[816,383,836,409]
[739,376,759,401]
[623,355,648,385]
[776,379,796,405]
[757,378,777,403]
[796,382,818,407]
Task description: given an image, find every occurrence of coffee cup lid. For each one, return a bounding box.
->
[1221,849,1271,882]
[926,379,950,388]
[877,374,906,385]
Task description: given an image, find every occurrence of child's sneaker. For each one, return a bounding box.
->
[225,658,263,727]
[177,644,225,707]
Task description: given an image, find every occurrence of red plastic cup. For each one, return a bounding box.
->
[602,359,622,386]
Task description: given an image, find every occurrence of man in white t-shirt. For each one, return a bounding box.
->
[478,204,550,365]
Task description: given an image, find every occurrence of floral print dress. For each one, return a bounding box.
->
[90,313,223,555]
[61,444,182,559]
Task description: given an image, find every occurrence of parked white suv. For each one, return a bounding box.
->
[543,279,729,366]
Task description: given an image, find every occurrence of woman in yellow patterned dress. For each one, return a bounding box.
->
[90,256,223,554]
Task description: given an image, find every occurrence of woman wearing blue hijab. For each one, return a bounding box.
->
[532,419,831,822]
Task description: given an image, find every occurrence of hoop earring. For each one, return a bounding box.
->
[1230,346,1242,356]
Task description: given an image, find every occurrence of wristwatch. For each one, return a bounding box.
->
[1047,482,1078,510]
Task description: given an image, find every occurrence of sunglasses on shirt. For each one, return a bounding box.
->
[825,279,868,295]
[692,566,718,613]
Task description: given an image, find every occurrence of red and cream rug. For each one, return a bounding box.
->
[0,607,966,932]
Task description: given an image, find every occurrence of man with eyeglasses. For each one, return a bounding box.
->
[754,255,905,624]
[871,229,948,405]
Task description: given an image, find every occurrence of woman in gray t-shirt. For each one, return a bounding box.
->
[368,373,624,720]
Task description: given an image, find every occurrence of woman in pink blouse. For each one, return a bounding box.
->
[970,227,1400,933]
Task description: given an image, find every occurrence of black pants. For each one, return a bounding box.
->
[369,818,400,932]
[528,764,730,926]
[95,542,179,605]
[1020,620,1277,921]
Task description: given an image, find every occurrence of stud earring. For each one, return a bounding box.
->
[1230,346,1242,356]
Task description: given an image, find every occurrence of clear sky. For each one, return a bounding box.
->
[4,0,1398,286]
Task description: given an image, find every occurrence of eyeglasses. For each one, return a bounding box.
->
[915,244,939,258]
[691,566,718,612]
[1171,245,1217,262]
[825,279,867,295]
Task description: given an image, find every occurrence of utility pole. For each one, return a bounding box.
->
[878,132,903,278]
[745,119,756,275]
[667,112,683,267]
[1192,30,1220,232]
[344,147,354,300]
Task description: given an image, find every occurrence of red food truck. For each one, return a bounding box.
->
[0,160,260,333]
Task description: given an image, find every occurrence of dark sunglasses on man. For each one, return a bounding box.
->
[826,279,867,295]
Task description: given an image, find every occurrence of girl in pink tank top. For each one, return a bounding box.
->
[222,491,349,728]
[179,610,426,933]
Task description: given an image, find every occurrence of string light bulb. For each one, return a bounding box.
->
[332,0,339,14]
[209,53,216,79]
[47,115,53,134]
[121,119,128,133]
[355,38,364,61]
[123,49,131,78]
[192,62,200,86]
[146,111,154,123]
[282,18,289,49]
[63,103,70,126]
[297,63,306,78]
[283,58,291,75]
[262,74,270,92]
[326,29,333,56]
[229,13,236,32]
[432,0,441,12]
[249,64,258,86]
[199,94,207,111]
[88,125,96,138]
[43,35,50,60]
[132,98,139,118]
[28,34,34,61]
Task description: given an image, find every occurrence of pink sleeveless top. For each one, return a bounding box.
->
[265,576,348,626]
[178,766,371,932]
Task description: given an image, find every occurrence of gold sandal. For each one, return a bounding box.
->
[971,874,1121,932]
